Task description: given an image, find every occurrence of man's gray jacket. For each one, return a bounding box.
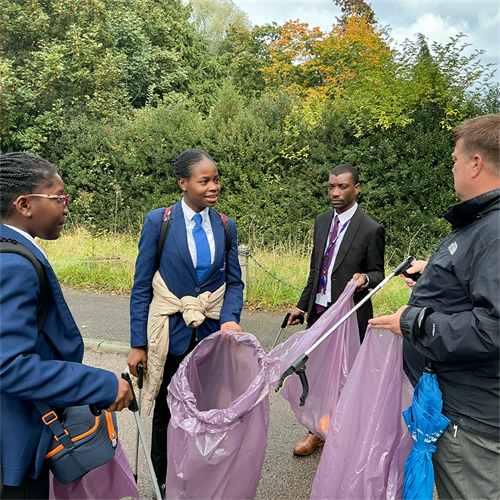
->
[401,188,499,440]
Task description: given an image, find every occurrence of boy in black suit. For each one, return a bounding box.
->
[287,164,385,455]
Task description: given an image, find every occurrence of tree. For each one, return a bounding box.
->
[333,0,376,27]
[218,23,283,95]
[189,0,251,53]
[262,15,391,103]
[0,0,221,152]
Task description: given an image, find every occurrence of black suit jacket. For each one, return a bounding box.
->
[297,206,385,339]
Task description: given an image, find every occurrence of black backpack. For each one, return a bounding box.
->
[0,237,51,333]
[154,206,232,272]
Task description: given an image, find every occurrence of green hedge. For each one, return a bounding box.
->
[46,91,458,264]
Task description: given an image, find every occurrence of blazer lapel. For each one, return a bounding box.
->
[315,211,335,270]
[331,207,363,274]
[170,201,198,281]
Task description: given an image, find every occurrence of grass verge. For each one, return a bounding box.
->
[40,228,410,315]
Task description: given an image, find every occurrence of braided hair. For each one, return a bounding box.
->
[0,152,58,218]
[171,149,214,181]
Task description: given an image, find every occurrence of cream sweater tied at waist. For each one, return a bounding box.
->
[140,271,226,416]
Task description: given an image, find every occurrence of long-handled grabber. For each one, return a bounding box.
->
[122,372,163,500]
[275,256,415,407]
[133,362,144,482]
[271,312,305,350]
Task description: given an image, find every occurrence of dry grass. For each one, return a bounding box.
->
[40,227,410,313]
[38,227,137,293]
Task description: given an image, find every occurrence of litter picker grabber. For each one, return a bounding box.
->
[122,372,163,500]
[133,362,144,482]
[275,256,415,407]
[271,312,304,350]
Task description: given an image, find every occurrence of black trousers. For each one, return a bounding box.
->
[1,462,49,500]
[151,332,198,485]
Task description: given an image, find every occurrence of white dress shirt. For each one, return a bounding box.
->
[4,225,47,258]
[181,198,215,268]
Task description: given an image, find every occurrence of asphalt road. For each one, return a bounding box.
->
[64,290,300,353]
[65,290,318,500]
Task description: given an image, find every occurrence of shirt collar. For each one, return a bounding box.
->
[181,198,210,223]
[3,225,47,258]
[335,202,358,225]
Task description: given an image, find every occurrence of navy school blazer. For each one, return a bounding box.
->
[129,200,244,355]
[0,224,118,486]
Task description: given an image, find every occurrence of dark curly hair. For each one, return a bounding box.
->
[0,152,58,218]
[171,149,214,181]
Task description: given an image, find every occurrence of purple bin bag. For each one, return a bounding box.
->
[50,440,141,500]
[270,281,360,440]
[386,425,414,500]
[166,330,281,500]
[311,327,414,500]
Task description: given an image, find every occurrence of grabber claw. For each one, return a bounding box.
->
[275,353,309,406]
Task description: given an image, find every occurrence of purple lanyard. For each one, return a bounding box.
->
[320,218,351,288]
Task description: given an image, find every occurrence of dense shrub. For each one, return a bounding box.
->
[46,89,463,264]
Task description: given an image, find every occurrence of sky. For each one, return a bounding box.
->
[233,0,499,71]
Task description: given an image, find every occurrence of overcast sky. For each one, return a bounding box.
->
[233,1,499,71]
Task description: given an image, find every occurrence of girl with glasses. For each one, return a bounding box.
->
[0,152,133,499]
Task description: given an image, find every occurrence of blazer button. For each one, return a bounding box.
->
[195,287,200,292]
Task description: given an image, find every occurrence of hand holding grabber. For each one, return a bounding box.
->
[276,256,415,406]
[271,312,304,350]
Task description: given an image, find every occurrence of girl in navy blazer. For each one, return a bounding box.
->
[127,149,244,494]
[0,153,133,499]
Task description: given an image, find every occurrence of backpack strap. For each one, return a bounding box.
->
[154,206,173,272]
[154,207,233,272]
[215,211,232,254]
[0,237,51,333]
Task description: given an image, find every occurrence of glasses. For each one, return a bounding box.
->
[13,194,69,207]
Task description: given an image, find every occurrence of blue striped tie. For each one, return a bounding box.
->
[193,213,211,282]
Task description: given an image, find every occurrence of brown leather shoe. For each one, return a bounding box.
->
[293,433,325,456]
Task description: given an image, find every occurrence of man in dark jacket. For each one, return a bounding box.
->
[287,164,385,456]
[370,113,500,500]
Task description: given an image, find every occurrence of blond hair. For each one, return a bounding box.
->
[452,114,500,176]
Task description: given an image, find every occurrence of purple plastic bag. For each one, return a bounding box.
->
[50,440,140,500]
[270,281,360,440]
[311,327,413,500]
[166,330,281,500]
[386,426,414,500]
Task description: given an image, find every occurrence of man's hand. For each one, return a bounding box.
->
[287,307,305,326]
[351,273,367,292]
[401,260,427,290]
[107,376,134,412]
[221,321,243,332]
[127,347,147,377]
[368,306,407,336]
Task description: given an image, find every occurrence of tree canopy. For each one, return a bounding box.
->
[1,0,498,261]
[0,0,220,151]
[189,0,252,52]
